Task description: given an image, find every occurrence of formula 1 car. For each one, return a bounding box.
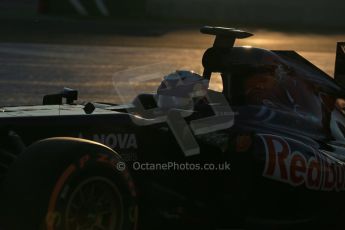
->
[0,26,345,230]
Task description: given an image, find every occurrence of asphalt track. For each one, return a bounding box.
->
[0,28,344,106]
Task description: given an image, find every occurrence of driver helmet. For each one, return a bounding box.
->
[157,70,209,109]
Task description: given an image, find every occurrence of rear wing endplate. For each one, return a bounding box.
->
[335,42,345,88]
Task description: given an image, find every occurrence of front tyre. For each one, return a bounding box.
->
[0,138,138,230]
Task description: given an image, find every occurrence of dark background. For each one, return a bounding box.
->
[0,0,344,106]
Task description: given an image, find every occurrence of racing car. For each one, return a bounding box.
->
[0,26,345,230]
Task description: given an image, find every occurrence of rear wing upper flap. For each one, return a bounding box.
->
[200,26,253,48]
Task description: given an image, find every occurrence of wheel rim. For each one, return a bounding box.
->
[65,177,123,230]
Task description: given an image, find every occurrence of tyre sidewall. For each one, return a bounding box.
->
[0,139,138,230]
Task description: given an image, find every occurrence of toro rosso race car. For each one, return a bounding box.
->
[0,26,345,230]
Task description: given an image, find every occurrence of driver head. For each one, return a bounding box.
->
[157,70,209,109]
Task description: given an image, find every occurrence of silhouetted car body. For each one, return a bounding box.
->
[0,26,345,230]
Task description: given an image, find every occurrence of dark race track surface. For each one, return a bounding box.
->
[0,28,344,106]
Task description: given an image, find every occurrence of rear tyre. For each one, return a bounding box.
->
[0,138,138,230]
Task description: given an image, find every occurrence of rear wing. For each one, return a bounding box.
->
[334,42,345,88]
[200,26,253,78]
